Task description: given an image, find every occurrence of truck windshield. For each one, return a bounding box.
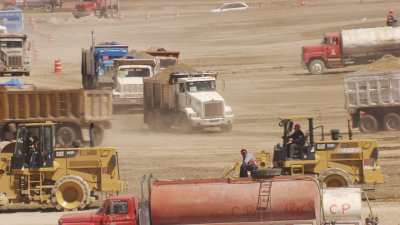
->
[118,68,150,78]
[0,41,22,48]
[186,80,216,92]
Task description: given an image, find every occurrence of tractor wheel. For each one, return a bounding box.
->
[308,59,326,75]
[383,113,400,131]
[359,114,379,133]
[52,175,91,211]
[319,168,353,188]
[56,126,77,147]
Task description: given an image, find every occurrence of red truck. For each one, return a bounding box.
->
[58,176,373,225]
[302,27,400,74]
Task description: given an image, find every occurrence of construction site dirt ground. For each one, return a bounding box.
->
[1,0,400,224]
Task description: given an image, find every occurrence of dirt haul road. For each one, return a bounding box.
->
[0,0,399,224]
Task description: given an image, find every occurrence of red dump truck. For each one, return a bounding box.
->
[0,87,112,147]
[302,27,400,74]
[58,176,371,225]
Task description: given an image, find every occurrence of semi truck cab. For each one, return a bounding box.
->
[174,74,234,131]
[302,32,343,75]
[112,58,158,110]
[0,34,30,76]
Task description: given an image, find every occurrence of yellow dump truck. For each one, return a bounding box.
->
[0,122,125,211]
[0,87,112,147]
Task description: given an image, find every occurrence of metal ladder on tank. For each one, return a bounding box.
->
[257,181,272,211]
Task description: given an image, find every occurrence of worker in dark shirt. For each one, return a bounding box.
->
[387,9,398,27]
[239,149,257,177]
[288,124,305,159]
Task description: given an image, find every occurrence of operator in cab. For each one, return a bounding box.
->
[387,9,398,27]
[239,149,257,177]
[288,124,305,159]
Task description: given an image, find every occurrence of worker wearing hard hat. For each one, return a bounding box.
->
[239,149,257,177]
[288,124,305,159]
[387,9,398,27]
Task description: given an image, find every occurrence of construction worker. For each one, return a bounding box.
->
[239,149,257,177]
[387,9,398,27]
[288,124,305,159]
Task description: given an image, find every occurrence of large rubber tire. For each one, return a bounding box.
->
[56,126,77,147]
[359,114,379,133]
[308,59,326,75]
[319,168,353,188]
[51,175,91,211]
[383,113,400,131]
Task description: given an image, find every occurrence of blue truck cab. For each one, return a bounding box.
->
[0,8,24,33]
[93,42,128,77]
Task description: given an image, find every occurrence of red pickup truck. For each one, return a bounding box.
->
[302,27,400,74]
[58,195,136,225]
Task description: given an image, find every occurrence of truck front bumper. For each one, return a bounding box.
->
[190,115,234,128]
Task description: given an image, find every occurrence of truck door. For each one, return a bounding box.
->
[104,200,135,225]
[326,37,341,59]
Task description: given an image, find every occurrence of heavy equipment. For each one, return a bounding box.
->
[144,48,180,70]
[59,175,378,225]
[226,117,384,188]
[0,87,112,147]
[143,65,234,132]
[0,122,125,211]
[81,36,128,90]
[112,58,158,112]
[344,71,400,133]
[73,0,119,19]
[0,8,24,33]
[302,27,400,74]
[0,33,30,76]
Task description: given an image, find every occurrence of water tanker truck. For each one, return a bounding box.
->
[302,27,400,74]
[59,176,376,225]
[143,65,234,132]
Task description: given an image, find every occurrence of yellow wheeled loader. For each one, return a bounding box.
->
[225,117,384,190]
[0,122,125,211]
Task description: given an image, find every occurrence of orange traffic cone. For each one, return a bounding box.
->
[54,59,62,74]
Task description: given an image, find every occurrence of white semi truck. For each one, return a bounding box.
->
[143,66,234,132]
[112,58,158,111]
[0,33,30,76]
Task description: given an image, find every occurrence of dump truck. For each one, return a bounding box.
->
[112,58,158,112]
[302,27,400,74]
[344,71,400,133]
[0,33,30,76]
[227,117,384,190]
[81,39,128,90]
[59,175,377,225]
[0,122,125,211]
[143,65,234,131]
[0,87,112,147]
[145,49,180,70]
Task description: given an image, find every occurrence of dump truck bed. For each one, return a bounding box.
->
[344,71,400,111]
[0,88,112,123]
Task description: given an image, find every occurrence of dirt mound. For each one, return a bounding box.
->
[129,50,154,59]
[365,55,400,71]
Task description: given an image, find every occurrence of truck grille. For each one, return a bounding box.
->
[204,102,224,118]
[8,56,22,67]
[122,84,142,93]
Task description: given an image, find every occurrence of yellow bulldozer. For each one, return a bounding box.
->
[225,117,384,189]
[0,122,125,211]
